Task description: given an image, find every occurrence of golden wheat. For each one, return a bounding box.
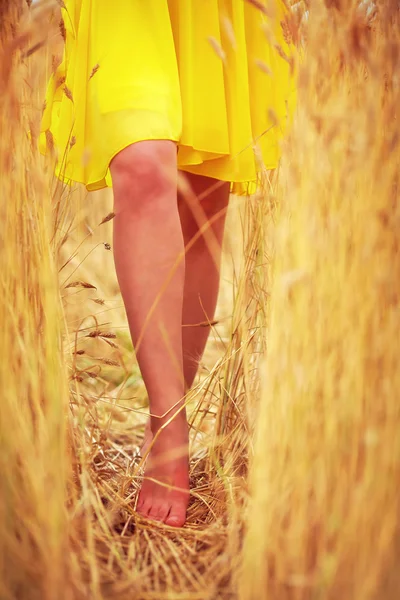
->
[242,3,400,600]
[0,1,399,599]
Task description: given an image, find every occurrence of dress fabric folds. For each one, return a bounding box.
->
[40,0,296,193]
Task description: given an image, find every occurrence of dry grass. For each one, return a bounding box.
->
[0,1,399,599]
[242,2,400,599]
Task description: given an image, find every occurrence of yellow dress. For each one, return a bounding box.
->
[40,0,296,193]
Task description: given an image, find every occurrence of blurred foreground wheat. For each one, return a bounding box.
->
[0,3,70,599]
[242,2,400,600]
[0,1,399,600]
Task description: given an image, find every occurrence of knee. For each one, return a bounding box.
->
[202,182,230,217]
[110,141,177,213]
[200,192,229,223]
[180,178,230,223]
[179,183,230,245]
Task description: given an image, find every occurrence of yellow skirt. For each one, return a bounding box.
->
[40,0,296,193]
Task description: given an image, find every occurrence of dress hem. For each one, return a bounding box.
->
[40,134,278,195]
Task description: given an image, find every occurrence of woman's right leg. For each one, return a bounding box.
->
[110,140,189,528]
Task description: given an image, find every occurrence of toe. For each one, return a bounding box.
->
[136,494,145,511]
[165,502,187,528]
[136,495,152,518]
[148,500,170,523]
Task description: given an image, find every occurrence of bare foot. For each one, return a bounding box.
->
[136,416,190,527]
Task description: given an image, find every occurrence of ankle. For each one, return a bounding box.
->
[150,410,188,436]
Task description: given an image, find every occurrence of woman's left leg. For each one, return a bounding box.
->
[178,173,231,389]
[142,174,230,451]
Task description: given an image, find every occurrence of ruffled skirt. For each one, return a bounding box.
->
[40,0,296,193]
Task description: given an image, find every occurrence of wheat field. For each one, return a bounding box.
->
[0,1,399,599]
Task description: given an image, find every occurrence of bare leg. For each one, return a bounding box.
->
[142,175,230,450]
[179,173,230,388]
[110,140,189,527]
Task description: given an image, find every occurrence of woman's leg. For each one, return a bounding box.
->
[110,140,189,527]
[142,174,230,449]
[178,173,230,388]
